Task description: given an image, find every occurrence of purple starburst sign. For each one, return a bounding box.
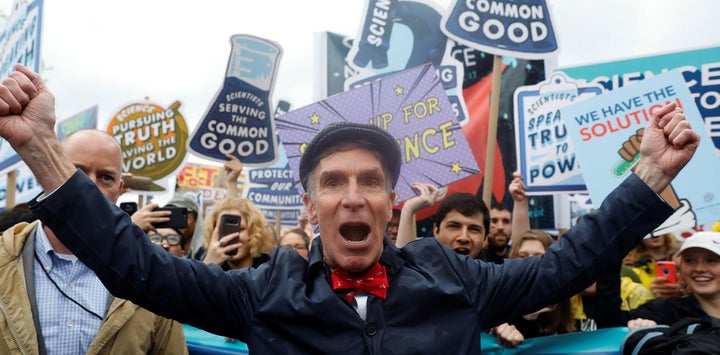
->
[276,63,480,202]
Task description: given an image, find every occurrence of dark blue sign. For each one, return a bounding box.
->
[189,35,282,167]
[441,0,557,59]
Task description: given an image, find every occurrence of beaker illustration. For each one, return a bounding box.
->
[189,34,283,166]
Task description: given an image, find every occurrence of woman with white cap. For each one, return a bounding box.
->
[596,231,720,330]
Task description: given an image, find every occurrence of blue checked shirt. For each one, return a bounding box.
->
[34,223,112,354]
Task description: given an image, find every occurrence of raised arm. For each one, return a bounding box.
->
[633,102,699,193]
[478,102,701,325]
[508,172,529,247]
[223,154,243,198]
[0,64,259,338]
[395,183,444,248]
[0,64,75,192]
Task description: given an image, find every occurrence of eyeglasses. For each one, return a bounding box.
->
[284,243,307,251]
[148,233,182,246]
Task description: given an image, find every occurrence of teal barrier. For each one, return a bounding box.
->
[183,324,249,354]
[183,323,629,354]
[480,327,629,354]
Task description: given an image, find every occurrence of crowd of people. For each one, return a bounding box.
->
[0,63,715,354]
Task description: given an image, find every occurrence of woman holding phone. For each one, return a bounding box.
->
[623,232,682,298]
[597,232,720,330]
[196,196,276,270]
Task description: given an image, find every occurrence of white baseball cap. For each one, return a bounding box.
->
[678,232,720,257]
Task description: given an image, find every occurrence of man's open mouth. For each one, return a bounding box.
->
[454,247,470,255]
[339,223,371,243]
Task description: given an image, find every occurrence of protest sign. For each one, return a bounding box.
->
[561,70,720,235]
[241,100,302,227]
[189,34,282,167]
[561,45,720,154]
[514,72,602,193]
[441,0,558,59]
[346,0,469,126]
[0,164,39,211]
[276,63,479,203]
[316,31,356,98]
[0,0,43,174]
[243,140,304,227]
[441,0,557,204]
[175,162,247,214]
[107,101,189,193]
[56,105,98,141]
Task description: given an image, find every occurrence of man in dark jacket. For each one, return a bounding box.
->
[0,64,701,354]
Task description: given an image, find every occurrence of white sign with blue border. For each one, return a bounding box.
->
[514,72,602,194]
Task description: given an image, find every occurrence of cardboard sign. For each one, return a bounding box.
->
[56,105,98,141]
[189,34,282,167]
[0,0,43,174]
[561,70,720,235]
[107,101,189,192]
[346,0,469,125]
[514,72,602,193]
[441,0,558,59]
[244,145,305,228]
[276,64,480,202]
[561,45,720,154]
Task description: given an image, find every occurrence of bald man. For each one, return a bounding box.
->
[0,129,188,354]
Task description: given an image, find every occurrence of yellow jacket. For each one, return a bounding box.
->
[0,221,188,354]
[572,276,654,321]
[632,259,657,290]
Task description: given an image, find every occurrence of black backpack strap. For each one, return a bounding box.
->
[621,317,715,355]
[621,325,669,355]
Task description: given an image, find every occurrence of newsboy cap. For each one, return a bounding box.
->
[298,122,402,191]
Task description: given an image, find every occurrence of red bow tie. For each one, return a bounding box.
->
[331,263,388,302]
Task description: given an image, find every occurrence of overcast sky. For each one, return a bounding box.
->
[1,0,720,203]
[12,0,717,130]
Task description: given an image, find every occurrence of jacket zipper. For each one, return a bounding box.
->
[0,300,29,355]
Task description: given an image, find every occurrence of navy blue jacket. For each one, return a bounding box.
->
[30,171,673,354]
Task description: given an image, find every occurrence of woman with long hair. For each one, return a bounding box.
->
[507,230,577,337]
[196,196,276,270]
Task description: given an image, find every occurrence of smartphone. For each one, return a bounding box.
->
[120,201,138,216]
[152,206,188,229]
[656,261,678,284]
[122,175,153,191]
[219,214,242,256]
